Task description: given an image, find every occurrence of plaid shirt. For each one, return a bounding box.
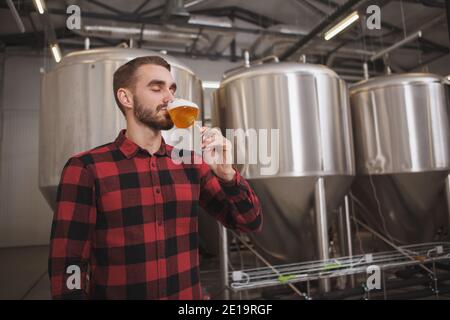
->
[48,129,262,300]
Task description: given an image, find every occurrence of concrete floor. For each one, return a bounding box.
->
[0,245,50,300]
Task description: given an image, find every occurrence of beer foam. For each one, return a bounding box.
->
[167,98,199,110]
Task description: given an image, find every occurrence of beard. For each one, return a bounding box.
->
[133,96,174,131]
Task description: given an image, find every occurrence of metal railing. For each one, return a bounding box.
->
[229,242,450,292]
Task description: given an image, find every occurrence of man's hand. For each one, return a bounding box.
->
[200,126,235,182]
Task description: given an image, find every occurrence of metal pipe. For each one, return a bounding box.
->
[338,208,346,256]
[447,0,450,56]
[314,177,331,292]
[84,38,90,50]
[0,54,4,150]
[344,195,355,288]
[337,204,348,289]
[316,46,375,56]
[80,25,210,47]
[39,7,304,38]
[363,62,369,80]
[244,50,250,68]
[370,31,422,61]
[446,175,450,239]
[230,15,237,62]
[6,0,25,33]
[204,35,219,54]
[252,55,279,65]
[385,65,392,75]
[249,35,266,55]
[184,0,212,8]
[221,49,255,85]
[188,14,233,28]
[337,195,355,289]
[219,225,230,299]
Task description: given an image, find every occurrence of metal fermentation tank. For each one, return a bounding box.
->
[39,48,203,207]
[350,73,450,246]
[212,59,355,264]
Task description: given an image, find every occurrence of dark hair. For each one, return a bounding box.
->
[113,56,171,115]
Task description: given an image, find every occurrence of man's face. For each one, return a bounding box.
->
[131,64,177,130]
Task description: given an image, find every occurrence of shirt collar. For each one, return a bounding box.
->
[115,129,170,159]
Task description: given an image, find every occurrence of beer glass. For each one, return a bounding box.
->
[167,98,199,128]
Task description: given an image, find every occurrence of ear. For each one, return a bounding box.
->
[117,88,133,111]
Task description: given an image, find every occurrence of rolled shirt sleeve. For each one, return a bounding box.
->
[198,162,263,233]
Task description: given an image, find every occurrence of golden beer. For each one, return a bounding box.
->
[167,99,199,128]
[168,106,199,128]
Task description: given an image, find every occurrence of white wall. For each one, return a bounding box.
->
[175,57,239,81]
[0,54,53,248]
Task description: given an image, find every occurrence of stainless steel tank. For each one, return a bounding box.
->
[39,48,203,208]
[212,60,355,263]
[349,73,450,245]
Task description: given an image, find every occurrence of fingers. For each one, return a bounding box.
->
[200,126,232,151]
[200,126,221,139]
[201,136,222,149]
[199,126,233,165]
[201,130,226,145]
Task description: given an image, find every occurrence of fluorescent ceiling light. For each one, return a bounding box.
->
[51,43,62,63]
[33,0,46,14]
[202,81,220,89]
[324,11,359,41]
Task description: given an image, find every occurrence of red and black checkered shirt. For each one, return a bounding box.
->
[48,129,262,299]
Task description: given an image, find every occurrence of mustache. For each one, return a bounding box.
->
[157,103,168,112]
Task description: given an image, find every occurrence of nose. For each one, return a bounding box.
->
[163,88,175,104]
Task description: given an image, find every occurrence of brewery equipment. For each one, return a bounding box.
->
[212,58,355,266]
[349,73,450,245]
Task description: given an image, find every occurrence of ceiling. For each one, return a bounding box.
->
[0,0,449,81]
